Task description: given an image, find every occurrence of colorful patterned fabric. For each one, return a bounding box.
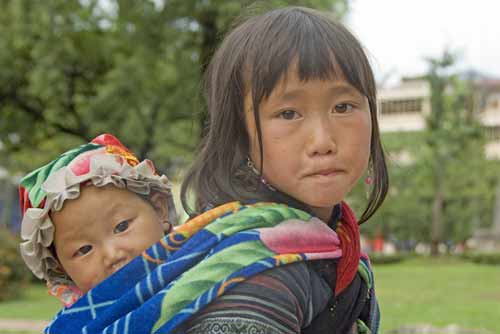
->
[18,134,176,306]
[181,203,380,334]
[177,261,333,334]
[44,201,373,334]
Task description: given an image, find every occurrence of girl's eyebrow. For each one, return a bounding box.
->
[328,84,362,97]
[277,83,362,102]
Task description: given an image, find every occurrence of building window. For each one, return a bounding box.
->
[380,98,423,115]
[485,126,500,141]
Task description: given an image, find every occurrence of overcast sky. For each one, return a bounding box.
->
[346,0,500,85]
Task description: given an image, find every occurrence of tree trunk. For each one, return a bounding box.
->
[0,180,15,229]
[493,182,500,235]
[197,8,219,139]
[430,161,444,256]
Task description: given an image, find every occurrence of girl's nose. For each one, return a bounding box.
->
[306,116,337,156]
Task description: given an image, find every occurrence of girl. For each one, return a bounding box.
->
[180,6,388,334]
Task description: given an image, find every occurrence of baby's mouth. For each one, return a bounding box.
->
[111,260,127,272]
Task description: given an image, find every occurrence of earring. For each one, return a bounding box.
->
[364,164,374,186]
[365,164,374,199]
[246,156,260,175]
[163,220,173,234]
[246,157,276,191]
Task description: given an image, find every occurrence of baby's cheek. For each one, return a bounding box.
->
[83,272,99,291]
[80,272,105,294]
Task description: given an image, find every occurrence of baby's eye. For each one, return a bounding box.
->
[75,245,92,257]
[334,103,354,114]
[278,110,299,120]
[114,220,130,234]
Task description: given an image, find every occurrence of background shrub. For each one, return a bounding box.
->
[369,253,408,265]
[0,227,32,301]
[461,252,500,265]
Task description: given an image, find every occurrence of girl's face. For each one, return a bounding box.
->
[52,185,167,294]
[245,67,372,222]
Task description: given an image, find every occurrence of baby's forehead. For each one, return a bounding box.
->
[52,186,145,239]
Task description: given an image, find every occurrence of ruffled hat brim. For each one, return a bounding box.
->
[20,151,176,285]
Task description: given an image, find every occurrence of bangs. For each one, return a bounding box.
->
[241,7,375,104]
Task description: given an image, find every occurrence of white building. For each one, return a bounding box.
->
[377,77,500,159]
[378,77,430,132]
[476,80,500,159]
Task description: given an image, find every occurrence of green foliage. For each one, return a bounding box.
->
[0,228,32,301]
[369,253,408,265]
[353,52,497,247]
[461,252,500,265]
[0,0,347,175]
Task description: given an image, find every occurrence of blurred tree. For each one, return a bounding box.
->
[0,0,348,174]
[350,52,495,254]
[424,51,487,255]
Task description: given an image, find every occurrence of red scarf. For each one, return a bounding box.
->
[335,202,361,296]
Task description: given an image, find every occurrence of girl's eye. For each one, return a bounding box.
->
[114,220,130,234]
[278,110,299,120]
[334,103,354,114]
[75,245,92,257]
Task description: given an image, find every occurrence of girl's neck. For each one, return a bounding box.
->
[310,205,335,223]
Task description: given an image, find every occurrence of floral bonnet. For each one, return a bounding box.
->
[19,134,176,305]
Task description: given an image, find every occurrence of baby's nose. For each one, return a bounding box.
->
[103,244,127,269]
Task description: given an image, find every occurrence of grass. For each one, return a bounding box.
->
[1,258,499,333]
[374,256,500,333]
[0,283,60,319]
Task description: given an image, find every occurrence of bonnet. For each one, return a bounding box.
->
[19,134,176,305]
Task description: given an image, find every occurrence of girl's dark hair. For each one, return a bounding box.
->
[181,6,388,224]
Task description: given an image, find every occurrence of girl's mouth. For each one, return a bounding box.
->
[317,169,338,176]
[306,168,344,177]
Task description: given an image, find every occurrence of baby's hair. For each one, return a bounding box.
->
[181,6,388,223]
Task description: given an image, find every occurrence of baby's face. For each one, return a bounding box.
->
[51,184,166,294]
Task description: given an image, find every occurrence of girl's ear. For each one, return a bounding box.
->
[149,191,170,225]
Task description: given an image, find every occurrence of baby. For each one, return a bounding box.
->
[19,134,176,306]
